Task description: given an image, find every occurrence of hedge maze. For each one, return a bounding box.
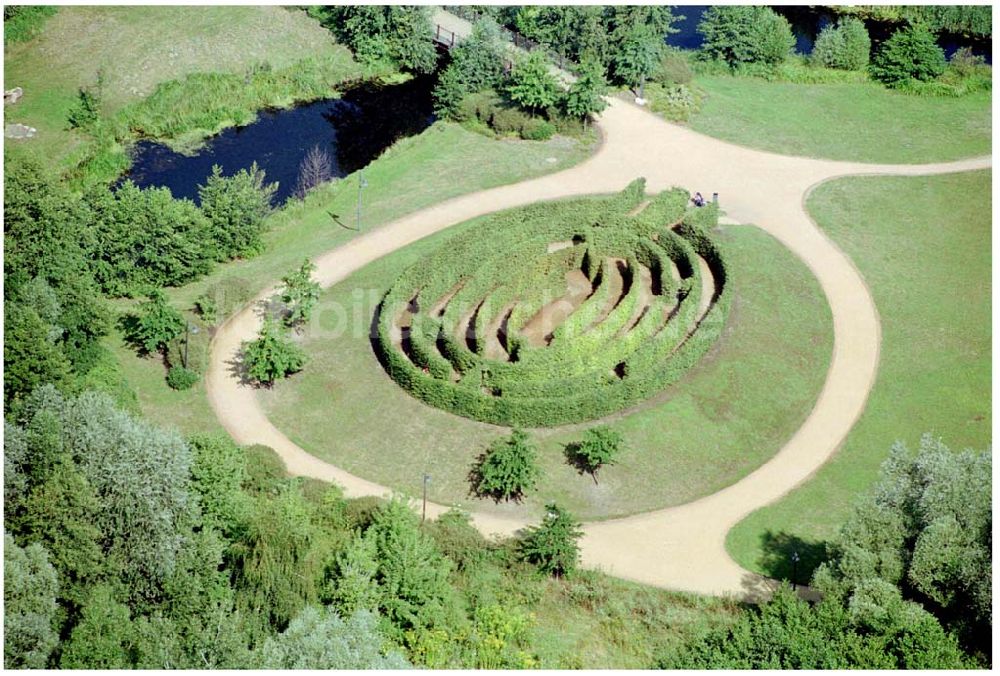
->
[374,179,732,426]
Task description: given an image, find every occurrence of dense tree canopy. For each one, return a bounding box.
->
[697,6,796,67]
[662,434,989,669]
[4,534,60,669]
[315,5,437,74]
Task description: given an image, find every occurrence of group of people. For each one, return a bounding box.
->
[692,191,712,207]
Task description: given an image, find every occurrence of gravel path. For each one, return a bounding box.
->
[206,93,989,600]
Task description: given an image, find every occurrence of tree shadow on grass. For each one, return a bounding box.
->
[117,312,148,356]
[756,529,831,588]
[562,442,598,484]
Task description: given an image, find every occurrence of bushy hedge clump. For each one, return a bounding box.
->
[811,17,871,71]
[697,6,795,68]
[870,25,947,87]
[373,180,731,426]
[166,365,199,390]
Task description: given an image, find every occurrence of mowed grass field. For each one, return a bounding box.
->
[4,5,357,172]
[107,121,597,438]
[259,220,833,521]
[688,75,992,163]
[727,170,992,581]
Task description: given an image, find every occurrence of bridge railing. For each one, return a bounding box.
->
[439,5,578,75]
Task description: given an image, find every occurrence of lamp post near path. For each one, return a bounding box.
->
[184,322,199,369]
[422,474,431,524]
[356,171,368,231]
[790,550,800,590]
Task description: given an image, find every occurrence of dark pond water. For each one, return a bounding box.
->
[667,5,991,63]
[123,73,437,204]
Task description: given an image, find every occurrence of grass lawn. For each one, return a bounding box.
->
[4,5,357,174]
[107,121,597,438]
[688,75,991,163]
[726,170,992,582]
[260,222,833,521]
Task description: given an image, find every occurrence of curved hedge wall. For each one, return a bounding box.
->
[373,179,732,426]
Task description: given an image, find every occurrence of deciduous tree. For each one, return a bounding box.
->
[570,425,624,482]
[474,429,540,501]
[130,289,185,354]
[280,259,321,328]
[242,317,306,385]
[4,534,60,669]
[519,502,582,577]
[563,59,608,127]
[506,51,559,114]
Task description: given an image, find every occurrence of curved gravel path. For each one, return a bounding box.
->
[206,97,989,600]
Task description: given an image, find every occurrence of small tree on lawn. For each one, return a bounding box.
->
[132,290,185,354]
[572,425,624,483]
[563,59,607,128]
[280,259,321,328]
[474,429,540,501]
[243,317,306,386]
[506,51,560,115]
[520,502,582,577]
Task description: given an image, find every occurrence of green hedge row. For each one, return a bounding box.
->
[373,182,732,426]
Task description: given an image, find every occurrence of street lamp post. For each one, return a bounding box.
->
[356,171,369,231]
[791,551,800,591]
[422,474,431,524]
[184,322,199,369]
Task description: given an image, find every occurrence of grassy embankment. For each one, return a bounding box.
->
[727,170,992,581]
[260,221,832,521]
[3,5,365,183]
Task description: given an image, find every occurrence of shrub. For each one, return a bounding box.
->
[870,25,946,87]
[519,503,582,577]
[193,294,218,324]
[654,49,693,85]
[242,317,306,386]
[3,5,57,45]
[489,107,533,136]
[473,429,540,501]
[811,17,871,71]
[280,259,321,328]
[697,6,795,67]
[128,291,185,354]
[519,118,555,141]
[67,86,102,130]
[165,365,199,391]
[569,426,624,482]
[648,83,703,122]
